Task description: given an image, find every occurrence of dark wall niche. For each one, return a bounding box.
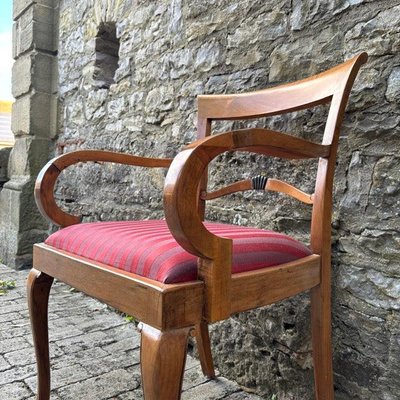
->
[93,22,120,89]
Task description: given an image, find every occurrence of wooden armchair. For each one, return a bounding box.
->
[28,53,367,400]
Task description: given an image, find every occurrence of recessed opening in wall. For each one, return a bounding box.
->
[93,22,120,89]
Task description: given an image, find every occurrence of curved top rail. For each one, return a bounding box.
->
[197,53,368,121]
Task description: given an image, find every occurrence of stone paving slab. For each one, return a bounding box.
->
[0,264,263,400]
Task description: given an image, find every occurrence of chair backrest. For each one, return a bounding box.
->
[197,53,367,144]
[197,53,367,253]
[165,54,367,321]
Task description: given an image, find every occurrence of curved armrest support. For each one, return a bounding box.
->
[164,128,329,259]
[164,128,327,321]
[35,150,172,227]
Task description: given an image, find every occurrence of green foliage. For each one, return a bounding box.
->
[124,314,137,323]
[0,279,16,295]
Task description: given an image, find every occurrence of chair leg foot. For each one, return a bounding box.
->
[311,284,334,400]
[27,268,54,400]
[140,324,191,400]
[195,321,215,378]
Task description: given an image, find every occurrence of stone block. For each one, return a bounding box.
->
[386,66,400,103]
[11,52,32,98]
[11,92,55,137]
[12,52,56,98]
[18,2,55,27]
[11,95,30,135]
[13,4,57,58]
[0,382,33,400]
[344,4,400,57]
[12,54,32,98]
[7,136,50,178]
[0,185,22,266]
[13,0,55,20]
[0,174,48,268]
[194,40,223,72]
[13,0,34,20]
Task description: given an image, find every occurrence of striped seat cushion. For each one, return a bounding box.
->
[45,220,312,284]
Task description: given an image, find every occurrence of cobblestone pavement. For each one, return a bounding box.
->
[0,264,263,400]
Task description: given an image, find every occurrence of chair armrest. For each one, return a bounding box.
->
[164,128,329,259]
[164,128,327,321]
[35,150,172,227]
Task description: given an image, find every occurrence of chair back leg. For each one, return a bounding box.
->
[140,324,192,400]
[195,321,215,378]
[311,281,334,399]
[27,269,54,400]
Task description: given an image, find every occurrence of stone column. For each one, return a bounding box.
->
[0,0,58,269]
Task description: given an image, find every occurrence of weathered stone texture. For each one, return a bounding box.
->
[47,0,400,398]
[0,0,57,268]
[0,264,259,399]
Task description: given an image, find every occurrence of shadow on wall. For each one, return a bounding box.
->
[0,147,11,189]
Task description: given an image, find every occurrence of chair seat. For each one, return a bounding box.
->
[45,220,312,283]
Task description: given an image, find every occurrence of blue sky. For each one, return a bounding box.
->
[0,0,13,100]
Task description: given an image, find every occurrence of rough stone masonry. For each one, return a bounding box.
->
[1,0,399,399]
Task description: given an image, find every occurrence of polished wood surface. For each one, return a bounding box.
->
[140,324,191,400]
[30,53,367,399]
[33,244,203,331]
[200,179,253,200]
[231,255,320,314]
[197,53,368,122]
[194,320,216,378]
[27,269,54,400]
[35,150,172,227]
[163,129,328,320]
[201,177,314,204]
[266,178,314,204]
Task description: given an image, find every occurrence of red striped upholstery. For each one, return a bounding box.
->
[45,220,312,283]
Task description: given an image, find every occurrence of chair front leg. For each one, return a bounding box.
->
[140,324,192,400]
[27,269,54,400]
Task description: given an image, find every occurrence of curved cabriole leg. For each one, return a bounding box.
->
[195,321,215,378]
[140,324,191,400]
[310,283,334,400]
[27,269,54,400]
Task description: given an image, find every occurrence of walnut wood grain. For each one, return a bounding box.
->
[201,177,314,204]
[164,129,328,321]
[33,244,203,330]
[266,178,314,204]
[35,150,172,227]
[197,53,368,122]
[195,321,215,378]
[185,128,331,159]
[230,255,320,314]
[141,324,191,400]
[27,269,54,400]
[200,180,253,200]
[164,53,367,326]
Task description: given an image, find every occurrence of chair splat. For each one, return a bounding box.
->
[201,175,313,204]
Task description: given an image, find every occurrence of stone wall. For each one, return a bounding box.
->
[16,0,400,399]
[0,0,58,268]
